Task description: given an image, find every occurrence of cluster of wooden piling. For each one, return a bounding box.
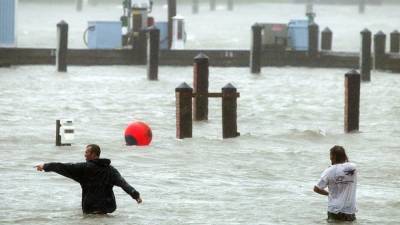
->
[176,54,240,139]
[249,21,400,75]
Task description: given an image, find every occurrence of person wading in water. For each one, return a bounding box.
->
[35,144,142,214]
[314,145,357,222]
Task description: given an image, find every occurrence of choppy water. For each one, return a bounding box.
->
[1,1,400,225]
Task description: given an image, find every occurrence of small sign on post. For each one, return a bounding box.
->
[56,119,74,146]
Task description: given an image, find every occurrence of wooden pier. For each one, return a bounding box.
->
[1,47,395,71]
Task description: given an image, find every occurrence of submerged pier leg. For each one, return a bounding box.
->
[56,120,62,146]
[321,27,332,51]
[56,20,68,72]
[210,0,216,11]
[168,0,177,49]
[373,31,386,70]
[76,0,83,12]
[250,23,262,74]
[147,27,160,80]
[192,0,199,14]
[308,22,319,58]
[358,0,365,14]
[193,53,209,121]
[344,70,361,133]
[390,30,400,53]
[222,83,239,139]
[360,29,372,81]
[227,0,234,11]
[176,83,193,139]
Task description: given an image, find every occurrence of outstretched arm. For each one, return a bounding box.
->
[36,162,85,183]
[112,168,142,204]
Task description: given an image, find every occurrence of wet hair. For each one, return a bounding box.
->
[330,145,349,164]
[86,144,101,157]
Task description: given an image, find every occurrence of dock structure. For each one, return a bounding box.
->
[1,24,400,73]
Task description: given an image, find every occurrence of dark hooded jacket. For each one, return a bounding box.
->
[43,158,140,214]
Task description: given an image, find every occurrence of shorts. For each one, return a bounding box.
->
[327,212,356,221]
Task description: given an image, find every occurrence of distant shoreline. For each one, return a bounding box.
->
[17,0,400,5]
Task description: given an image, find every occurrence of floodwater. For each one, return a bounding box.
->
[1,1,400,225]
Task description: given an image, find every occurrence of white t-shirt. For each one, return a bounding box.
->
[316,162,357,214]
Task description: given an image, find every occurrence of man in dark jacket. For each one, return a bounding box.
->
[35,144,142,214]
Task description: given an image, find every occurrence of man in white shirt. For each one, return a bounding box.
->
[314,145,357,221]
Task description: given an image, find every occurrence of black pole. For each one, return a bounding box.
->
[222,83,239,139]
[250,23,262,74]
[168,0,177,49]
[373,31,386,70]
[308,22,319,58]
[321,27,332,51]
[56,20,68,72]
[147,27,160,80]
[56,120,62,146]
[360,28,372,82]
[390,30,400,53]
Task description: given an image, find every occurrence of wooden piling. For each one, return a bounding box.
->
[137,30,148,64]
[250,23,262,74]
[56,20,68,72]
[390,30,400,53]
[358,0,365,14]
[192,0,199,14]
[76,0,83,12]
[210,0,216,11]
[56,120,62,146]
[222,83,239,139]
[308,22,319,58]
[321,27,332,51]
[227,0,234,11]
[147,27,160,80]
[132,9,143,45]
[360,28,372,81]
[344,70,361,133]
[193,53,209,121]
[373,31,386,70]
[176,82,193,139]
[168,0,177,49]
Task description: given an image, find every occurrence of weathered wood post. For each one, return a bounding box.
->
[308,22,319,58]
[210,0,216,11]
[193,53,209,121]
[250,23,262,74]
[344,70,361,133]
[137,30,148,64]
[390,30,400,53]
[373,31,386,70]
[222,83,239,139]
[132,9,147,64]
[227,0,234,11]
[56,120,62,146]
[168,0,177,49]
[176,83,193,139]
[56,20,68,72]
[147,27,160,80]
[192,0,199,14]
[321,27,332,51]
[76,0,83,12]
[360,28,372,81]
[358,0,365,14]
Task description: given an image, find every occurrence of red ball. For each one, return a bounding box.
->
[124,121,152,146]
